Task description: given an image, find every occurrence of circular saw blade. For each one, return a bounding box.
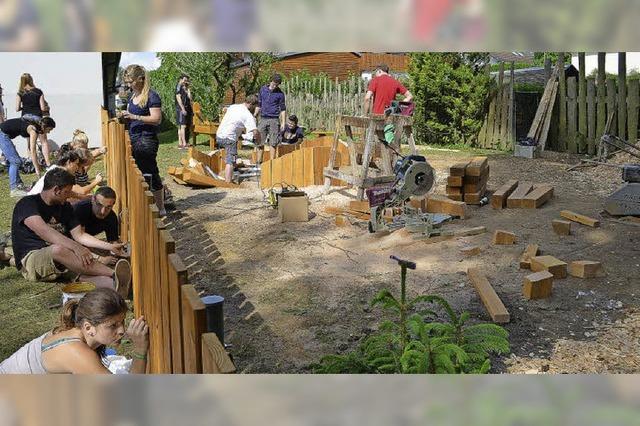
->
[409,162,435,196]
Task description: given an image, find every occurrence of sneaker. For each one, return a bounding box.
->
[10,188,28,198]
[114,259,132,299]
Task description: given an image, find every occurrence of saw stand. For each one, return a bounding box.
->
[322,114,417,200]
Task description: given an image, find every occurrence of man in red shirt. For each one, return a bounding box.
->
[364,64,413,115]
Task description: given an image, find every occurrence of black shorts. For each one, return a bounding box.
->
[131,135,163,191]
[176,111,193,126]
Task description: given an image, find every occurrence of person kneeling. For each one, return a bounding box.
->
[11,168,130,296]
[0,288,148,374]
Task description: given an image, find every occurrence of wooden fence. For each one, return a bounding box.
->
[282,75,368,132]
[476,62,515,150]
[101,110,234,374]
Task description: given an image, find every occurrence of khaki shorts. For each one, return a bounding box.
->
[21,247,78,282]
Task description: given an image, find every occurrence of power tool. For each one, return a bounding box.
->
[604,164,640,216]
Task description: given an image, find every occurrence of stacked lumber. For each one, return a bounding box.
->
[504,182,554,209]
[168,147,239,189]
[526,66,560,150]
[446,157,489,205]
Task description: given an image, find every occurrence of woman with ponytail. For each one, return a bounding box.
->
[118,64,166,216]
[0,288,148,374]
[16,73,52,168]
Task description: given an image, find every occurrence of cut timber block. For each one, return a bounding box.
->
[559,210,600,228]
[446,186,463,196]
[465,157,489,177]
[464,190,486,205]
[521,185,554,209]
[552,219,571,235]
[349,200,370,213]
[491,179,519,209]
[426,195,467,218]
[519,244,540,269]
[449,161,470,177]
[335,215,351,227]
[447,175,463,187]
[463,168,490,184]
[492,230,516,245]
[460,246,481,256]
[454,226,486,237]
[523,270,554,300]
[467,268,510,323]
[463,181,487,195]
[507,182,534,208]
[569,261,603,278]
[409,196,427,212]
[530,256,567,279]
[182,171,240,189]
[448,194,463,201]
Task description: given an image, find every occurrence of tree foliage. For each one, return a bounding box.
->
[149,53,275,126]
[408,53,493,146]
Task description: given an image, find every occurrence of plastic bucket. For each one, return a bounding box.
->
[61,282,96,306]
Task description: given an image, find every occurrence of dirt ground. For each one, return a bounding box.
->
[164,149,640,373]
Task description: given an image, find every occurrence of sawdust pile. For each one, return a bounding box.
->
[506,309,640,374]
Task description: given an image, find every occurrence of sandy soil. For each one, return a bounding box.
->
[164,150,640,373]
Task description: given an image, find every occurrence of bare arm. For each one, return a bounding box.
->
[176,93,186,113]
[251,128,261,144]
[402,89,413,103]
[253,106,261,118]
[39,94,47,112]
[364,91,374,115]
[64,344,112,374]
[69,226,123,254]
[24,216,85,254]
[279,110,286,130]
[16,95,22,112]
[123,107,162,126]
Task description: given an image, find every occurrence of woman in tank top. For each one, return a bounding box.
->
[0,287,148,374]
[16,73,52,168]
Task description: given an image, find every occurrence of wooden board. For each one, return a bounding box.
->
[449,161,470,177]
[182,171,240,188]
[467,268,510,324]
[530,256,568,279]
[506,182,534,208]
[271,157,283,186]
[465,157,489,177]
[181,284,207,373]
[447,175,463,187]
[281,151,294,186]
[491,179,518,209]
[168,253,188,374]
[426,195,467,218]
[201,333,236,374]
[519,244,540,269]
[464,190,486,205]
[523,271,554,300]
[521,185,554,209]
[292,148,305,188]
[303,147,315,187]
[260,159,272,189]
[446,186,462,196]
[559,210,600,227]
[313,146,331,185]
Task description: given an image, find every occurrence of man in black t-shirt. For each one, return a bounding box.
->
[72,186,120,265]
[10,168,130,295]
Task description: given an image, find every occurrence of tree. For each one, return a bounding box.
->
[408,53,492,146]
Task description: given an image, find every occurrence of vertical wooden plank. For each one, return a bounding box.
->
[313,146,330,185]
[281,152,294,186]
[596,52,607,150]
[557,52,567,151]
[169,253,188,374]
[148,204,162,373]
[181,284,207,374]
[260,159,272,189]
[159,229,175,373]
[587,77,597,155]
[494,62,505,148]
[567,77,578,153]
[628,79,639,145]
[271,156,283,186]
[303,147,315,187]
[292,148,305,187]
[201,333,236,374]
[618,52,627,140]
[578,53,588,153]
[500,84,510,150]
[507,61,515,150]
[607,77,617,136]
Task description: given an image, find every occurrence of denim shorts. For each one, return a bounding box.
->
[216,137,237,165]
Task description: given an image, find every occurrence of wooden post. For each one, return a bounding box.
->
[587,77,597,155]
[485,90,497,148]
[557,52,567,151]
[544,55,552,81]
[607,78,618,137]
[181,284,207,374]
[169,253,188,374]
[578,53,587,153]
[357,120,376,200]
[500,82,510,150]
[618,52,627,140]
[159,229,175,373]
[628,79,639,145]
[508,61,515,149]
[596,53,607,148]
[567,77,577,153]
[201,333,236,374]
[494,62,505,148]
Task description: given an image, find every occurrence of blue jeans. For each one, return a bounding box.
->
[0,130,23,189]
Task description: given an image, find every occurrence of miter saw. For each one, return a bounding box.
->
[600,134,640,216]
[367,154,451,235]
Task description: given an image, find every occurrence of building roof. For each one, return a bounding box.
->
[490,52,535,63]
[491,64,579,86]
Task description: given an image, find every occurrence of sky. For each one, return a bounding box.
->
[119,52,161,70]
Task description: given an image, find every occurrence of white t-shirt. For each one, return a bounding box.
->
[216,103,257,141]
[28,165,61,195]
